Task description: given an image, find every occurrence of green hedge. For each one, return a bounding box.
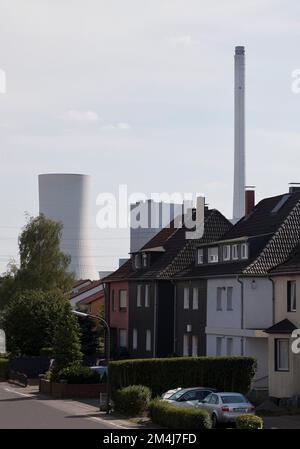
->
[0,359,9,379]
[113,385,151,416]
[109,357,256,396]
[236,414,263,429]
[149,399,212,429]
[51,365,100,384]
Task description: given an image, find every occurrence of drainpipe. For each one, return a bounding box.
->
[237,276,244,356]
[268,276,275,325]
[153,282,158,358]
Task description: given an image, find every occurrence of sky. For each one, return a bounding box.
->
[1,0,300,274]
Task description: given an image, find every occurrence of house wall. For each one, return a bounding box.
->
[175,280,207,357]
[108,281,129,350]
[243,278,273,329]
[157,282,175,357]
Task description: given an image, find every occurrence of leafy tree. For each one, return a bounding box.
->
[77,314,101,356]
[1,289,68,356]
[52,301,83,371]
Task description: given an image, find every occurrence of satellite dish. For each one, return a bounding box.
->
[0,330,6,354]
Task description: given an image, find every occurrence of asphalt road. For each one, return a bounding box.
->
[0,383,126,429]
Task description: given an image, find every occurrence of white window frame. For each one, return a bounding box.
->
[223,245,231,261]
[145,284,150,308]
[133,329,138,350]
[146,329,151,352]
[142,253,148,268]
[217,287,223,311]
[241,243,248,260]
[275,338,289,371]
[119,290,127,309]
[287,280,296,312]
[227,337,233,356]
[216,337,222,356]
[135,254,142,269]
[208,246,219,263]
[119,329,127,348]
[197,248,204,264]
[226,287,233,311]
[183,334,189,356]
[232,244,239,260]
[184,287,190,309]
[192,287,199,310]
[137,285,142,307]
[192,335,198,357]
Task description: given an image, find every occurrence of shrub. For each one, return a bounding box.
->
[149,399,212,429]
[51,365,100,384]
[236,414,263,429]
[40,347,53,357]
[0,358,9,379]
[113,385,151,416]
[109,357,256,396]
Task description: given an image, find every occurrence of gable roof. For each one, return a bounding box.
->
[265,319,297,334]
[103,208,232,282]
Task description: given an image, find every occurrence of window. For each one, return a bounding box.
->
[184,287,190,309]
[232,244,239,260]
[217,287,223,311]
[145,285,150,307]
[135,254,142,269]
[287,281,296,312]
[146,329,151,352]
[119,290,127,310]
[119,329,127,348]
[111,289,116,312]
[142,253,148,268]
[192,335,198,356]
[197,248,204,264]
[132,329,138,350]
[227,287,233,310]
[223,245,230,261]
[137,285,142,307]
[208,246,219,263]
[183,334,189,356]
[209,394,219,405]
[227,338,233,356]
[192,288,199,310]
[241,243,248,259]
[275,339,289,371]
[216,337,222,356]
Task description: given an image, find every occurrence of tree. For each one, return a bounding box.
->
[77,314,101,356]
[52,301,83,371]
[1,289,67,356]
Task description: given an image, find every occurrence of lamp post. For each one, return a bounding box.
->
[72,310,111,414]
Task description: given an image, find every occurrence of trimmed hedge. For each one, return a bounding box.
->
[109,357,256,396]
[51,365,100,384]
[236,414,263,429]
[113,385,151,415]
[0,358,9,379]
[149,399,212,429]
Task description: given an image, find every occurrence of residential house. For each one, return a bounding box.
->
[174,190,300,389]
[69,280,103,310]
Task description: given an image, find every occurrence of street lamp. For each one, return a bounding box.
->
[72,310,111,414]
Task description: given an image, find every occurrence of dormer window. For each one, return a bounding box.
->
[223,245,230,261]
[208,246,219,263]
[142,253,148,268]
[197,248,204,264]
[241,243,248,259]
[135,254,142,269]
[232,244,239,260]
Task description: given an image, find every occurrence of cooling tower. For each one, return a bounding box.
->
[38,174,98,280]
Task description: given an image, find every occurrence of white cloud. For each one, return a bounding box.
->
[63,109,100,122]
[117,122,131,130]
[167,35,196,46]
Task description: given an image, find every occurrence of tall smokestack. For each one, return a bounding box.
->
[232,45,246,223]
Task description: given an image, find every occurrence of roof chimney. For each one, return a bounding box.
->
[245,186,255,216]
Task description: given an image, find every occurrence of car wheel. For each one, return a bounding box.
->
[212,413,218,428]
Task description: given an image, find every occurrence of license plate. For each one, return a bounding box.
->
[234,408,247,412]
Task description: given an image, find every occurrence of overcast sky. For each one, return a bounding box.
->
[1,0,300,273]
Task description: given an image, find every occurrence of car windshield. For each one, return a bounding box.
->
[168,390,185,401]
[221,395,247,404]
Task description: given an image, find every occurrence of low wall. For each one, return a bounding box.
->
[39,379,107,399]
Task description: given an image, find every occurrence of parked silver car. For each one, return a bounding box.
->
[162,387,216,408]
[198,392,255,427]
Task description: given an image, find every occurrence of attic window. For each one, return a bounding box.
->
[271,194,290,214]
[142,253,148,268]
[241,243,248,259]
[197,248,204,264]
[135,254,142,269]
[208,247,219,263]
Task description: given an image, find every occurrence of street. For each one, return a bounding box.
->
[0,383,130,429]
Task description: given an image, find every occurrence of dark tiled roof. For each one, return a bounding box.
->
[265,319,297,334]
[77,289,105,305]
[101,259,132,283]
[270,242,300,275]
[70,280,101,299]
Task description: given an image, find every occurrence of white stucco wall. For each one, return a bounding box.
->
[207,278,242,330]
[243,278,273,329]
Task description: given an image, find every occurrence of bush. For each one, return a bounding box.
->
[109,357,256,396]
[40,347,53,357]
[236,414,263,429]
[51,365,100,384]
[113,385,151,416]
[149,399,212,429]
[0,358,9,379]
